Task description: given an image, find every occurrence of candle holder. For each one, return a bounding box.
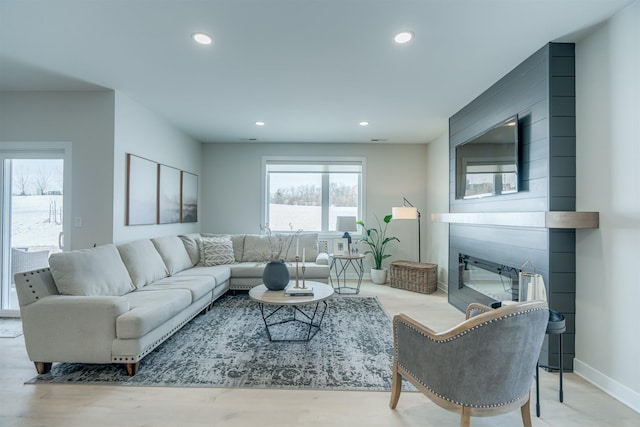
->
[294,256,300,288]
[301,265,307,289]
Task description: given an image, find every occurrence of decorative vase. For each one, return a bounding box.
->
[371,268,388,285]
[262,261,290,290]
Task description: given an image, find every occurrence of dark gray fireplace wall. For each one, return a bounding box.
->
[448,43,576,370]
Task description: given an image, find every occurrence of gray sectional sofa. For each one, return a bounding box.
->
[15,232,329,376]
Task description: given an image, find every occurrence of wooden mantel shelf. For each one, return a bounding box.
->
[431,211,599,229]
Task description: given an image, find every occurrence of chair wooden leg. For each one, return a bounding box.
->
[460,407,471,427]
[389,365,402,409]
[521,395,533,427]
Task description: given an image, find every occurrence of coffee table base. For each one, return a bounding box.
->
[257,301,329,342]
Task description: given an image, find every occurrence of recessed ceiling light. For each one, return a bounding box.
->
[192,32,213,45]
[359,121,369,126]
[393,31,414,44]
[255,121,265,126]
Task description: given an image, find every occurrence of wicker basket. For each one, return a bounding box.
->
[390,261,438,294]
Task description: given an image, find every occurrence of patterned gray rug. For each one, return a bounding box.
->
[27,294,409,391]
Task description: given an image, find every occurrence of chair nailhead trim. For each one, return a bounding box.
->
[393,306,545,408]
[398,362,527,408]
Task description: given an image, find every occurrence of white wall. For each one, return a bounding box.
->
[575,0,640,411]
[200,142,429,271]
[425,131,450,290]
[0,91,115,249]
[112,92,202,243]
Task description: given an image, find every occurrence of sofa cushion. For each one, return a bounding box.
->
[178,233,201,266]
[116,289,192,339]
[174,265,232,288]
[139,275,215,302]
[118,239,169,289]
[228,262,268,278]
[229,262,329,280]
[285,233,319,262]
[49,244,135,296]
[198,236,235,266]
[151,235,193,275]
[242,234,286,262]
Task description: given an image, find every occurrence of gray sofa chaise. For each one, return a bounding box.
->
[15,233,328,376]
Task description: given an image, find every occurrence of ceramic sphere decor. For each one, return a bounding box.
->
[262,261,290,290]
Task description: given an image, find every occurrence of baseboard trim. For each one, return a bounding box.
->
[437,281,448,293]
[573,358,640,414]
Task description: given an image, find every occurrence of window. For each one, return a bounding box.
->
[263,157,364,232]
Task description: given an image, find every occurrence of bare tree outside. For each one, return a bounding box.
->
[34,166,51,195]
[13,165,31,196]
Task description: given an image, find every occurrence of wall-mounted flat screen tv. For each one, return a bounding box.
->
[455,115,519,200]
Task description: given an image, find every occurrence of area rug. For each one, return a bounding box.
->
[0,318,23,338]
[27,294,410,391]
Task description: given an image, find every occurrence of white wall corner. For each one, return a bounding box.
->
[574,358,640,414]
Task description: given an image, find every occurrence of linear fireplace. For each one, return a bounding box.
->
[459,254,519,302]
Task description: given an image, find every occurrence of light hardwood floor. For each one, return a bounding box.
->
[1,281,638,427]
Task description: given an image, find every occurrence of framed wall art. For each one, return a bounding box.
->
[126,154,158,226]
[181,171,198,223]
[159,164,181,224]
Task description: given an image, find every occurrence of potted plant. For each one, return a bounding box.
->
[357,215,399,284]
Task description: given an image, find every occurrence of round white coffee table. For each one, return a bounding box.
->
[249,281,334,342]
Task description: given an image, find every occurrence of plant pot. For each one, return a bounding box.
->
[262,261,290,290]
[371,268,388,285]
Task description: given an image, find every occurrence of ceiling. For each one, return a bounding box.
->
[0,0,634,144]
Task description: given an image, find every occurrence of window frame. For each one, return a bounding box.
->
[261,156,366,235]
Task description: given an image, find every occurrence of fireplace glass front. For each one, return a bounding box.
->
[459,254,519,302]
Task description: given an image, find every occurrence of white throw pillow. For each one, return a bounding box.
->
[285,233,319,262]
[198,237,235,266]
[118,239,169,288]
[49,244,135,296]
[151,235,193,275]
[178,233,201,266]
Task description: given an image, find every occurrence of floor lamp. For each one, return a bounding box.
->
[392,198,421,263]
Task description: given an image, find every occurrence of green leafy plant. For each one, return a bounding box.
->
[357,215,399,270]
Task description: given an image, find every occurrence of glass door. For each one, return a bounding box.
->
[1,155,65,313]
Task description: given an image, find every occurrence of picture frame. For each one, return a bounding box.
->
[126,154,158,226]
[181,171,198,223]
[158,164,181,224]
[333,238,348,256]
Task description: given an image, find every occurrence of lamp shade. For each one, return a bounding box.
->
[336,216,358,232]
[392,206,418,220]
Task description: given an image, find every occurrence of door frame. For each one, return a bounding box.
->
[0,141,72,316]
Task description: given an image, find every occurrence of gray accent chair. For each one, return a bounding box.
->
[390,301,549,427]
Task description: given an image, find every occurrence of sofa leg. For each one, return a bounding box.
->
[34,362,52,374]
[125,362,140,376]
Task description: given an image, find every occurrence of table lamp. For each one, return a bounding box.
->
[336,216,358,244]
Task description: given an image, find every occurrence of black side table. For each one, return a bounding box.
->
[536,309,566,417]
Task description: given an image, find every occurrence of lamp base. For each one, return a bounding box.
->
[342,231,352,244]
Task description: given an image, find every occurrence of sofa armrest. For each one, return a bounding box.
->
[315,252,329,265]
[21,295,130,364]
